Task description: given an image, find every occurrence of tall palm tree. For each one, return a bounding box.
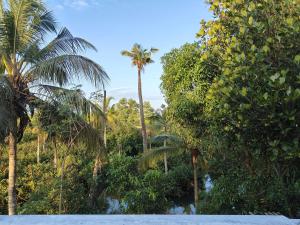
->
[121,44,158,152]
[0,0,108,215]
[89,90,114,210]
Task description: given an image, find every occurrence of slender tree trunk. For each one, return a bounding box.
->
[103,90,107,148]
[37,135,40,164]
[90,89,107,211]
[53,139,58,170]
[103,124,107,148]
[42,135,45,152]
[192,149,199,213]
[137,69,147,152]
[163,126,168,174]
[8,131,17,215]
[59,155,65,214]
[89,152,104,210]
[164,153,168,174]
[164,139,168,174]
[7,68,22,215]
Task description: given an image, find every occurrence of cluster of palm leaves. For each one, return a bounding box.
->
[0,0,109,142]
[0,0,109,215]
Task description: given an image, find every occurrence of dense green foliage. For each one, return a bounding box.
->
[161,0,300,218]
[0,98,195,215]
[0,0,299,218]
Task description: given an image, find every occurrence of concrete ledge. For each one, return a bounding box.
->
[0,215,299,225]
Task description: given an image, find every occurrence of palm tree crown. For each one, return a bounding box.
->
[121,43,158,71]
[0,0,109,142]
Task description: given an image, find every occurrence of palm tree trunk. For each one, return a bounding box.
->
[137,69,147,152]
[37,135,40,164]
[164,139,168,174]
[53,139,58,170]
[89,153,104,210]
[59,155,65,214]
[163,126,168,174]
[8,131,17,215]
[42,135,46,152]
[103,90,107,148]
[192,149,199,213]
[164,153,168,174]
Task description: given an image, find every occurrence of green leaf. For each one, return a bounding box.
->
[286,18,293,26]
[262,45,270,53]
[241,87,247,96]
[248,16,253,25]
[294,55,300,64]
[270,73,280,82]
[287,86,292,96]
[248,2,256,11]
[279,77,285,84]
[240,26,246,34]
[241,10,247,17]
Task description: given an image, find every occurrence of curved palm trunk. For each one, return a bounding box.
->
[137,69,147,152]
[8,130,17,215]
[192,149,199,213]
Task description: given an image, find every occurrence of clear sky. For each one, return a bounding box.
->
[46,0,212,109]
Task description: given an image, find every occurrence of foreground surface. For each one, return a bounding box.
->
[1,215,299,225]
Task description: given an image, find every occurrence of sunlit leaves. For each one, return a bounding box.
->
[161,0,300,216]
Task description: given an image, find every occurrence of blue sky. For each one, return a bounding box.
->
[46,0,212,109]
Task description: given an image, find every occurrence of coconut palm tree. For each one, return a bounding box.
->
[89,90,114,210]
[90,90,114,148]
[0,0,108,215]
[121,44,158,152]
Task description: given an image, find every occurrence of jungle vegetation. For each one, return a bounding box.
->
[0,0,299,218]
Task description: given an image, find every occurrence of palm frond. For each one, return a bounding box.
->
[22,28,96,66]
[33,9,56,36]
[9,0,51,52]
[150,47,159,53]
[36,84,105,123]
[40,27,97,57]
[37,99,103,151]
[0,1,4,19]
[121,50,134,57]
[151,134,182,144]
[138,146,183,170]
[0,0,56,56]
[28,54,109,88]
